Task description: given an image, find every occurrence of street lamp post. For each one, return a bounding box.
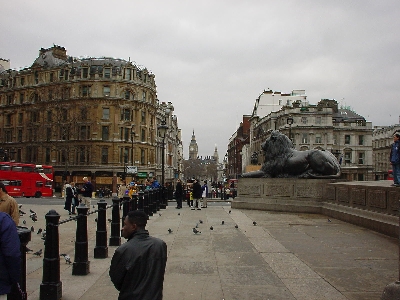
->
[157,119,168,209]
[287,115,294,142]
[131,128,135,166]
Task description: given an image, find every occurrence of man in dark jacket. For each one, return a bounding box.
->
[80,177,94,210]
[0,212,21,297]
[390,132,400,186]
[109,211,167,300]
[191,179,202,210]
[175,179,183,209]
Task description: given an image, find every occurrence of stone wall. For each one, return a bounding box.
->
[232,178,400,237]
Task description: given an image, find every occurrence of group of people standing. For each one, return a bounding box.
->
[174,179,208,210]
[64,176,94,215]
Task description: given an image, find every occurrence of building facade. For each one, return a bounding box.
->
[0,45,182,192]
[231,97,374,181]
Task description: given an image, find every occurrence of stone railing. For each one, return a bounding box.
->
[232,178,399,237]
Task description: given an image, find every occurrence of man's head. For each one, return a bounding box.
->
[122,211,148,239]
[0,182,8,195]
[83,177,88,183]
[394,133,400,141]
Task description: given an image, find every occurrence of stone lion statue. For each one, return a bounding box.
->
[242,130,340,178]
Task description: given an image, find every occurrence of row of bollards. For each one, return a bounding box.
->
[38,187,168,300]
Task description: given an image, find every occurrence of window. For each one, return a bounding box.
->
[82,85,91,97]
[20,77,25,86]
[62,109,68,121]
[6,114,11,126]
[345,135,350,144]
[302,133,308,143]
[46,128,51,141]
[77,146,90,164]
[47,111,52,122]
[142,91,146,101]
[5,130,12,142]
[45,148,51,163]
[18,113,23,125]
[102,108,110,119]
[103,86,110,97]
[50,72,54,82]
[80,125,90,140]
[315,134,322,144]
[315,116,321,124]
[59,69,64,80]
[125,68,131,80]
[120,148,129,163]
[65,70,69,80]
[19,92,24,104]
[301,117,307,124]
[141,111,146,123]
[104,68,111,78]
[102,126,109,140]
[82,67,88,78]
[344,151,352,164]
[359,135,364,145]
[121,127,130,141]
[7,95,13,105]
[31,111,39,122]
[34,71,39,84]
[141,129,146,142]
[121,108,131,121]
[358,152,365,164]
[17,130,22,142]
[124,90,131,100]
[141,149,145,165]
[81,108,87,120]
[101,148,108,164]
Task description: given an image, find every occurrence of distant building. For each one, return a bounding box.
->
[0,45,182,192]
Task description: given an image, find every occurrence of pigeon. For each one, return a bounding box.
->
[168,228,173,234]
[41,233,46,240]
[19,204,22,209]
[60,254,72,264]
[108,218,112,223]
[199,220,203,224]
[25,247,33,253]
[221,221,225,225]
[33,249,42,257]
[31,226,34,232]
[19,209,26,215]
[229,210,231,214]
[93,205,95,209]
[210,226,213,230]
[37,228,42,235]
[30,209,36,215]
[30,214,37,222]
[235,224,238,228]
[195,223,199,228]
[95,218,98,222]
[159,213,162,216]
[253,221,257,226]
[193,228,201,234]
[178,213,180,216]
[328,219,331,222]
[22,220,26,225]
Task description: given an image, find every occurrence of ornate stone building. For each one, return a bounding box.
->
[0,45,182,192]
[235,96,374,181]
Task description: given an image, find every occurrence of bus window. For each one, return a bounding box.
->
[36,181,44,187]
[42,168,53,174]
[12,166,23,172]
[45,180,52,187]
[22,166,34,172]
[0,165,11,171]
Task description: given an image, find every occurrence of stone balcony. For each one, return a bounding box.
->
[232,178,399,237]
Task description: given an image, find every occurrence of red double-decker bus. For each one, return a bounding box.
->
[0,162,53,198]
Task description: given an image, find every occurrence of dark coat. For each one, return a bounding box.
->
[109,230,167,300]
[175,182,183,198]
[192,181,202,199]
[390,140,400,164]
[82,181,94,197]
[0,212,21,295]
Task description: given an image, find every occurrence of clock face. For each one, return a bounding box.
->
[190,147,194,151]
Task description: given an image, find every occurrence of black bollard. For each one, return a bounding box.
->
[131,193,138,211]
[143,189,150,217]
[72,204,90,275]
[122,195,130,228]
[151,189,157,214]
[160,186,167,209]
[147,189,153,215]
[109,196,121,247]
[138,190,144,212]
[8,227,31,300]
[156,188,161,211]
[40,210,62,300]
[94,199,108,258]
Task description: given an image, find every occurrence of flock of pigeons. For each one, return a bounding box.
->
[19,205,72,265]
[166,209,258,235]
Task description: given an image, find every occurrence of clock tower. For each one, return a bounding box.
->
[189,130,198,160]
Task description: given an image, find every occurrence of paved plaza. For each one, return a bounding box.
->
[21,200,398,300]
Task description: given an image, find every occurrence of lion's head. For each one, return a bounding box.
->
[261,130,293,159]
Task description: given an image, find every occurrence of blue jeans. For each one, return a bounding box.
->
[392,163,400,184]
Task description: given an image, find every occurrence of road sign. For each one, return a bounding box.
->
[126,166,137,174]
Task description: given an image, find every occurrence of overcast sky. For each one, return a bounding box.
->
[2,1,399,160]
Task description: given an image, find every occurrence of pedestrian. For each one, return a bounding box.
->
[175,179,183,209]
[81,177,94,210]
[0,182,19,225]
[0,211,21,299]
[64,182,73,215]
[191,179,202,210]
[151,177,161,189]
[390,132,400,187]
[201,180,208,208]
[109,210,167,300]
[70,182,78,214]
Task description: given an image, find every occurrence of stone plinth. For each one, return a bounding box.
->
[233,178,399,237]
